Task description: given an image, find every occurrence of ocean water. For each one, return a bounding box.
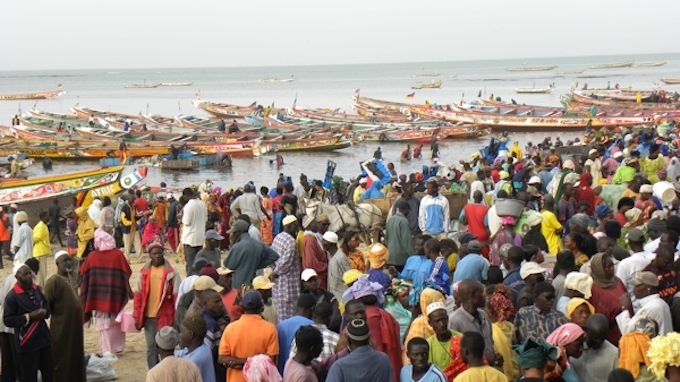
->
[0,52,678,190]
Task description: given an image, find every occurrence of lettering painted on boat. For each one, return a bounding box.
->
[90,184,116,198]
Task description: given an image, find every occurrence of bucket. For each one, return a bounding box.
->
[495,198,525,218]
[653,181,677,204]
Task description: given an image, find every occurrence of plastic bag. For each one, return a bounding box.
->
[86,354,117,382]
[115,309,140,333]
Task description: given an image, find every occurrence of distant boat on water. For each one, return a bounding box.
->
[411,80,442,90]
[661,78,680,85]
[258,75,295,83]
[554,69,586,75]
[412,73,441,78]
[0,85,66,101]
[505,64,558,72]
[160,82,193,86]
[589,60,634,69]
[125,82,161,89]
[633,61,668,67]
[515,86,552,94]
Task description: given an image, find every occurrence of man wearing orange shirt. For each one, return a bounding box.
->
[218,290,278,382]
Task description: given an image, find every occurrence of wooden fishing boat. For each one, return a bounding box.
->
[0,86,65,101]
[193,100,260,118]
[261,136,351,152]
[554,69,586,75]
[160,82,193,86]
[633,61,667,67]
[589,60,634,69]
[662,78,680,85]
[505,65,558,72]
[359,128,438,143]
[412,73,440,78]
[258,77,295,83]
[160,159,199,170]
[567,92,680,110]
[438,125,489,139]
[411,80,442,90]
[515,87,552,94]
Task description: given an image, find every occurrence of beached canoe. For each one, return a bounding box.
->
[262,136,351,152]
[193,100,261,118]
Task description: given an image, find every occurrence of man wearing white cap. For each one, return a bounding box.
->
[353,177,367,204]
[325,231,350,302]
[585,148,602,186]
[270,215,301,321]
[11,211,32,265]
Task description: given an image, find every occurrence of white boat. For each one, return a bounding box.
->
[554,69,586,75]
[160,82,193,86]
[258,76,295,83]
[515,86,552,94]
[633,61,668,67]
[661,78,680,85]
[505,65,558,72]
[125,83,161,89]
[589,60,634,69]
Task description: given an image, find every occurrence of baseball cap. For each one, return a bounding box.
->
[252,275,274,290]
[205,229,224,240]
[322,231,338,244]
[228,220,250,234]
[155,326,179,351]
[240,290,264,310]
[193,275,224,292]
[631,271,659,287]
[216,266,234,276]
[520,261,545,280]
[626,229,645,243]
[301,268,318,281]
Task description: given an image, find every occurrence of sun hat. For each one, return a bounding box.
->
[155,326,179,351]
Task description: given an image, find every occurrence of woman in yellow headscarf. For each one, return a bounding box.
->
[566,297,595,329]
[486,284,519,381]
[400,287,444,364]
[75,206,96,258]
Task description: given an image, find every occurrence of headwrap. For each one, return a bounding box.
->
[590,253,615,289]
[513,338,560,370]
[243,354,282,382]
[94,228,116,251]
[648,332,680,380]
[342,276,384,305]
[566,298,595,320]
[546,323,585,347]
[595,203,613,219]
[145,239,164,253]
[634,317,659,339]
[564,272,593,299]
[489,291,516,322]
[419,288,444,317]
[367,243,389,270]
[625,208,642,227]
[342,269,363,285]
[618,332,652,378]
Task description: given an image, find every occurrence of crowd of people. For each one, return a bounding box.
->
[4,126,680,382]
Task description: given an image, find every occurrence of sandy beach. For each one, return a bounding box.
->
[0,245,188,382]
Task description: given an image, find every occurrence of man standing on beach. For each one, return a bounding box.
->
[182,187,207,276]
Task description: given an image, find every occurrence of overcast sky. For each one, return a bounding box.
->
[2,0,678,71]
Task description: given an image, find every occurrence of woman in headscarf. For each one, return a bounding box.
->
[575,172,596,216]
[618,320,660,382]
[216,189,232,250]
[259,186,273,245]
[79,228,133,355]
[366,243,390,291]
[243,354,282,382]
[566,298,595,329]
[552,159,578,202]
[401,287,444,364]
[557,272,593,315]
[489,216,522,267]
[342,230,366,273]
[514,338,560,382]
[545,323,586,382]
[589,252,628,346]
[75,206,96,259]
[486,284,519,381]
[624,207,644,229]
[648,332,680,382]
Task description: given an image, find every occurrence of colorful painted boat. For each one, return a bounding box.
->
[0,86,66,101]
[193,100,260,118]
[262,136,351,152]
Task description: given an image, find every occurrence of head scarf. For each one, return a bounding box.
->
[564,272,593,299]
[625,208,643,227]
[489,291,516,323]
[513,339,560,370]
[243,354,282,382]
[648,332,680,380]
[590,252,615,289]
[566,298,595,320]
[618,332,652,378]
[87,199,103,225]
[366,243,389,270]
[419,288,444,317]
[94,228,116,251]
[342,276,384,305]
[546,323,585,347]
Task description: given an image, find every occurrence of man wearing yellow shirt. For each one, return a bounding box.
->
[541,195,563,255]
[453,331,508,382]
[33,211,51,285]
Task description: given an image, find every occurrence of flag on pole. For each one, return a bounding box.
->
[406,92,415,98]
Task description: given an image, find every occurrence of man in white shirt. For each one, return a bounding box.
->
[617,271,673,336]
[230,184,266,232]
[181,188,207,276]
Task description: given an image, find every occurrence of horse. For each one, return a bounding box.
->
[305,200,384,243]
